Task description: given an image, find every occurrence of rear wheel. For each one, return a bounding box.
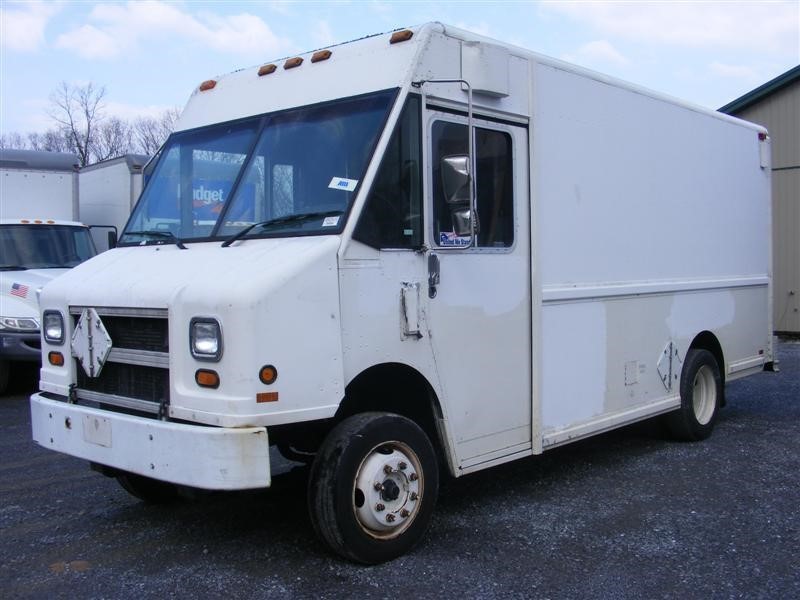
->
[116,472,181,504]
[308,412,439,564]
[0,360,8,395]
[665,349,722,441]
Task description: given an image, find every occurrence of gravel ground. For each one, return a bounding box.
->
[1,341,798,599]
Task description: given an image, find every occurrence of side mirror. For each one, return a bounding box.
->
[107,230,118,249]
[440,154,472,237]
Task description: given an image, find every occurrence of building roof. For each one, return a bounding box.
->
[719,64,800,114]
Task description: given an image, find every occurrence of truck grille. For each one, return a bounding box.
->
[70,307,169,417]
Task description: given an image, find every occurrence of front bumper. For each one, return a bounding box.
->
[0,331,41,362]
[30,394,271,490]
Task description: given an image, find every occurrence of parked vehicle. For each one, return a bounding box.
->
[0,150,98,394]
[79,154,149,251]
[30,24,773,563]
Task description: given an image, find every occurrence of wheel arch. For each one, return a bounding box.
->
[336,362,455,475]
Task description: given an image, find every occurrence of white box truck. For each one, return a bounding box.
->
[79,154,149,251]
[30,24,773,563]
[1,149,98,394]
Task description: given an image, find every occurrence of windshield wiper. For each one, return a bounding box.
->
[221,211,344,247]
[123,230,187,250]
[0,265,28,271]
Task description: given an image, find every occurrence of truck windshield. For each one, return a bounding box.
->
[0,224,97,270]
[121,90,396,245]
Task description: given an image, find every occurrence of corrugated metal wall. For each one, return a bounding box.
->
[736,80,800,334]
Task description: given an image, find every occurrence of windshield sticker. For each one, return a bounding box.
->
[322,216,341,227]
[439,231,472,247]
[328,177,358,192]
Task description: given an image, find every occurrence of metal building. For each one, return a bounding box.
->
[721,66,800,335]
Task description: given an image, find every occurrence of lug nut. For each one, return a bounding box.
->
[409,472,418,481]
[373,482,383,491]
[400,509,410,518]
[410,492,418,501]
[386,514,396,523]
[383,465,393,474]
[398,461,407,470]
[376,503,385,512]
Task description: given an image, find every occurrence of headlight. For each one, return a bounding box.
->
[43,311,65,344]
[190,318,222,361]
[0,316,40,331]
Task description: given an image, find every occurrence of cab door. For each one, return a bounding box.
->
[425,112,531,465]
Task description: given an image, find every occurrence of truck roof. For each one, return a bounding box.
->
[0,149,79,172]
[0,219,87,227]
[81,154,151,174]
[176,22,766,136]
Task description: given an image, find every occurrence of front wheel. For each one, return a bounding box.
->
[665,348,722,441]
[308,412,439,564]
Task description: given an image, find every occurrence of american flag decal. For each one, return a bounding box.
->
[10,283,29,298]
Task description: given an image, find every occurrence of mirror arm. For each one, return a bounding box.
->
[413,78,476,249]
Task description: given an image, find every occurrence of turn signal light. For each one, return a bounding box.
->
[259,365,278,385]
[48,352,64,367]
[195,369,220,389]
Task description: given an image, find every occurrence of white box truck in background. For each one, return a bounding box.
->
[30,24,773,563]
[1,149,98,394]
[79,154,149,251]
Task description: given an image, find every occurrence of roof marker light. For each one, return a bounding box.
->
[284,57,303,70]
[199,80,217,92]
[311,50,332,63]
[758,132,767,141]
[390,29,413,44]
[258,63,277,76]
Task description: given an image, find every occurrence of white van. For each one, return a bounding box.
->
[30,23,772,563]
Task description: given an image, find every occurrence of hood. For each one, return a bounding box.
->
[0,269,69,317]
[41,237,341,310]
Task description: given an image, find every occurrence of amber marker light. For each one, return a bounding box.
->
[390,29,413,44]
[195,369,220,389]
[258,63,277,76]
[311,50,332,63]
[257,392,279,403]
[199,79,217,91]
[259,365,278,385]
[284,57,303,69]
[48,352,64,367]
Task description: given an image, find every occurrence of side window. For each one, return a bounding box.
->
[354,96,422,249]
[432,121,514,248]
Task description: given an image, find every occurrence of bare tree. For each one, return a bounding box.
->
[5,82,178,163]
[48,81,106,166]
[94,117,133,162]
[0,132,27,150]
[133,107,180,155]
[27,129,72,153]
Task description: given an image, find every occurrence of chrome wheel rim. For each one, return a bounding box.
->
[352,441,423,539]
[692,365,716,425]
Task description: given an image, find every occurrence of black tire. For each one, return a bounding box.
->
[0,360,8,395]
[665,349,722,441]
[308,412,439,564]
[116,472,181,504]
